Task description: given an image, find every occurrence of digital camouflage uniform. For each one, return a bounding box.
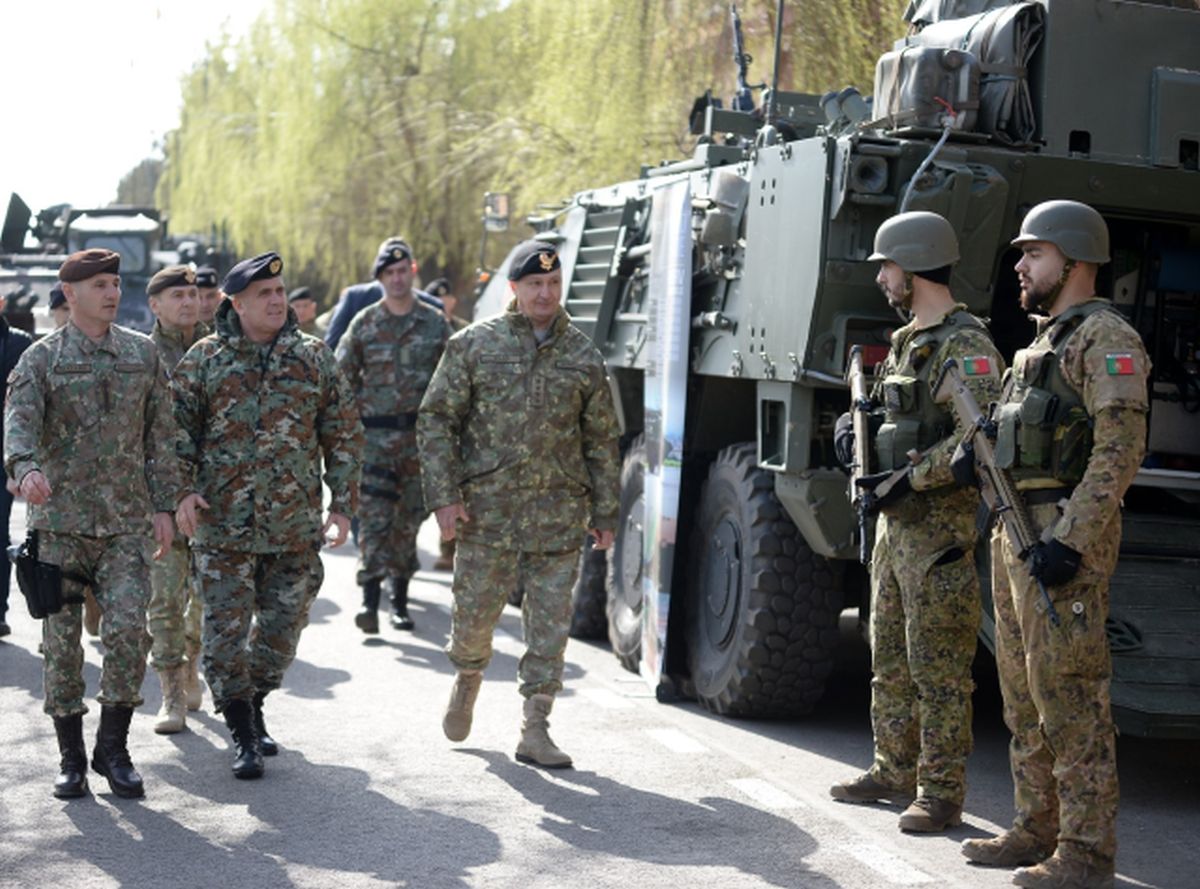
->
[4,321,180,717]
[335,299,450,585]
[171,302,363,711]
[991,300,1148,872]
[867,305,1003,805]
[146,318,209,671]
[418,302,620,697]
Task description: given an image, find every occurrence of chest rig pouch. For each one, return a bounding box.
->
[873,312,981,470]
[994,302,1113,484]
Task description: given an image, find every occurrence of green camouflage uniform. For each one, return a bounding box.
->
[335,299,450,585]
[867,305,1003,805]
[4,321,180,717]
[991,300,1148,872]
[146,319,209,671]
[417,301,620,697]
[171,303,363,711]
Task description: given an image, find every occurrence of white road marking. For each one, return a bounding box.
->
[645,728,709,754]
[842,844,935,885]
[578,687,634,709]
[726,777,806,810]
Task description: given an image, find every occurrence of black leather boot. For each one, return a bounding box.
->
[52,714,89,799]
[91,705,144,798]
[389,577,414,631]
[355,579,381,634]
[223,699,264,779]
[252,691,279,757]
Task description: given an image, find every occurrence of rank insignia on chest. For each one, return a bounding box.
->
[1105,353,1135,375]
[962,356,993,376]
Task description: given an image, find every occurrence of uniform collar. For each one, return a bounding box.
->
[505,299,569,344]
[65,319,119,356]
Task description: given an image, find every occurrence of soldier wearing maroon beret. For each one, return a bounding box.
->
[4,248,181,800]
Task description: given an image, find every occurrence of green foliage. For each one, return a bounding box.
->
[160,0,908,308]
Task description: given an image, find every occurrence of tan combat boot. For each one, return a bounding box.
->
[1013,853,1114,889]
[962,829,1055,868]
[83,589,101,637]
[898,795,962,832]
[830,772,915,806]
[515,694,572,769]
[154,665,188,734]
[184,657,204,711]
[442,670,483,742]
[433,539,456,572]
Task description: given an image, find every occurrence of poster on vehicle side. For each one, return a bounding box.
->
[641,177,691,692]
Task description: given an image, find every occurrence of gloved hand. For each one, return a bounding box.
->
[950,439,978,488]
[833,412,855,471]
[855,469,912,513]
[1029,539,1082,587]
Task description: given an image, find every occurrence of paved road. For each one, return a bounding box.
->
[1,513,1196,889]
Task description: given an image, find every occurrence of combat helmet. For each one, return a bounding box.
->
[869,211,960,271]
[1011,200,1110,264]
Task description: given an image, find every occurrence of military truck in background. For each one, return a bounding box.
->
[475,0,1200,738]
[0,192,223,333]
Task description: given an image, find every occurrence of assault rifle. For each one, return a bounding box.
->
[932,358,1061,626]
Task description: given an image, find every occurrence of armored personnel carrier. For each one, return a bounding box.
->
[477,0,1200,738]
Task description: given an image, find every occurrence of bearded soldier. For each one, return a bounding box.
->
[830,212,1003,832]
[5,248,179,799]
[418,240,620,769]
[960,202,1148,889]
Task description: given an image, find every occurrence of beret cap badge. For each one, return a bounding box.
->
[184,268,196,284]
[269,259,282,275]
[538,252,555,271]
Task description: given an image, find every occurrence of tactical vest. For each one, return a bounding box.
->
[873,309,988,471]
[994,300,1116,485]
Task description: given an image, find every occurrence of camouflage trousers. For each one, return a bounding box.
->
[447,540,580,698]
[868,508,980,805]
[992,502,1119,869]
[356,436,425,585]
[39,531,152,718]
[192,546,324,712]
[147,539,202,670]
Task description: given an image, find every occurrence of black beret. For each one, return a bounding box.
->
[59,248,120,282]
[223,252,284,296]
[147,264,197,296]
[49,282,66,310]
[373,240,413,278]
[425,277,452,299]
[195,266,218,289]
[507,240,561,280]
[288,286,314,304]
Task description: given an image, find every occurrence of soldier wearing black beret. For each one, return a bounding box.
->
[287,286,320,336]
[195,266,221,325]
[48,282,70,329]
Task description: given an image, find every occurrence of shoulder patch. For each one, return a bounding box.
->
[1105,353,1136,375]
[961,355,995,377]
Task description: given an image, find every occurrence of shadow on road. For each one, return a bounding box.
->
[463,748,840,889]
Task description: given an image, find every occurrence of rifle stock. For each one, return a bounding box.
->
[932,358,1061,626]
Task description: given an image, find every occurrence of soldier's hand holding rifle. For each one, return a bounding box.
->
[933,358,1062,625]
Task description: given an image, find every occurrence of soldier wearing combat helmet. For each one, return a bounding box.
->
[4,248,181,800]
[960,201,1148,889]
[418,239,620,769]
[830,211,1004,832]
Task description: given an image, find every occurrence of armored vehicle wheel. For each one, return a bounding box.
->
[686,443,844,717]
[569,537,609,639]
[606,436,646,672]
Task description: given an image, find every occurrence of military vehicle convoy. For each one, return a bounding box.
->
[476,0,1200,738]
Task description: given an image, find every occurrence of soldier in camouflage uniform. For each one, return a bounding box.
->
[172,251,363,780]
[336,242,450,633]
[145,265,210,734]
[4,248,180,800]
[418,240,620,769]
[960,202,1146,889]
[830,212,1003,832]
[195,266,221,326]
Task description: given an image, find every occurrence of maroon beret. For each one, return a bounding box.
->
[59,248,120,283]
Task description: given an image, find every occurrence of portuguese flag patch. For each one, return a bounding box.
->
[962,356,992,376]
[1106,353,1135,375]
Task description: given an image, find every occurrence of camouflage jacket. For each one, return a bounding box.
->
[335,299,450,424]
[171,301,364,553]
[1011,299,1149,556]
[4,321,181,534]
[151,319,210,374]
[417,303,621,552]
